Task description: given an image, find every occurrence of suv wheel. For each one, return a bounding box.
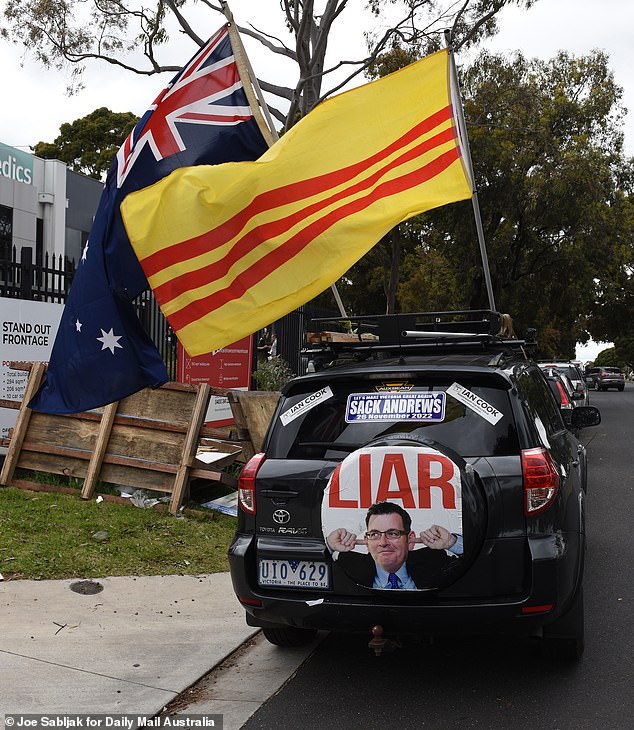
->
[618,385,625,391]
[541,586,584,661]
[262,626,318,647]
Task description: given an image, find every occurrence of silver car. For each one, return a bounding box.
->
[539,362,589,405]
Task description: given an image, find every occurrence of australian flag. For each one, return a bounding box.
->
[29,26,269,414]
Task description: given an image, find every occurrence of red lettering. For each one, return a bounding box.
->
[375,454,416,508]
[328,464,358,508]
[417,454,456,509]
[358,453,372,508]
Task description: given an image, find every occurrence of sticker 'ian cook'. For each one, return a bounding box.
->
[280,386,334,426]
[345,392,446,423]
[447,382,503,425]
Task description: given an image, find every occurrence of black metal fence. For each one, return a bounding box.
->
[0,245,178,379]
[2,245,341,384]
[254,303,339,379]
[0,245,74,302]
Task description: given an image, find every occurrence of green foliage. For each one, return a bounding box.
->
[33,107,139,179]
[253,357,295,391]
[343,48,634,359]
[0,487,235,580]
[614,334,634,369]
[412,50,633,352]
[594,348,625,368]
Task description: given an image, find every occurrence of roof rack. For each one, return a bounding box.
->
[303,310,536,365]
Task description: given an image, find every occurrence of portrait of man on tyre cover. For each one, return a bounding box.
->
[321,445,464,590]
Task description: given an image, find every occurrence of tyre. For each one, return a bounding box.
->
[618,386,625,391]
[262,626,317,647]
[542,586,584,661]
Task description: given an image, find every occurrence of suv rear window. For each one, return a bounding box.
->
[542,364,581,381]
[267,378,518,460]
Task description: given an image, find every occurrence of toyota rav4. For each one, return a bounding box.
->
[228,311,601,660]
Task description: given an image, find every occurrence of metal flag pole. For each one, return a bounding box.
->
[444,30,496,313]
[221,1,349,318]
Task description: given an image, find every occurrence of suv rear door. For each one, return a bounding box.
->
[254,369,529,597]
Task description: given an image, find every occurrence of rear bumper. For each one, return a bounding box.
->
[228,531,583,636]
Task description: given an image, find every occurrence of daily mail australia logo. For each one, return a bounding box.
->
[345,392,446,423]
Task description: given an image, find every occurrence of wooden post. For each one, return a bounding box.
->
[169,383,211,515]
[80,401,119,500]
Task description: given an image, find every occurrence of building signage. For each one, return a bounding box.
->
[0,142,33,185]
[1,297,64,452]
[176,336,253,427]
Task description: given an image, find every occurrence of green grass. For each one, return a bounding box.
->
[0,486,237,580]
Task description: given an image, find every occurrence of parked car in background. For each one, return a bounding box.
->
[585,366,626,392]
[539,362,589,405]
[542,370,579,429]
[229,311,602,661]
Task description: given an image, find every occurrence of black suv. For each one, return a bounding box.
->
[229,311,601,660]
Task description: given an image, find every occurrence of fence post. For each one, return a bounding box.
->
[19,246,33,299]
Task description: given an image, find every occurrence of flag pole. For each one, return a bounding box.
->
[222,2,277,146]
[444,30,497,313]
[221,0,348,318]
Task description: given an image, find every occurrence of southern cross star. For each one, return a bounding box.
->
[97,328,123,354]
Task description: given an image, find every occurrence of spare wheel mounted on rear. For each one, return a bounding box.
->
[321,435,487,592]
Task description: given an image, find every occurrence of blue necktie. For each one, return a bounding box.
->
[388,573,401,589]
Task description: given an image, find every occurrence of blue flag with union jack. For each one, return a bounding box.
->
[29,26,268,414]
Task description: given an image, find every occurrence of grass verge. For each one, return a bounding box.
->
[0,486,236,581]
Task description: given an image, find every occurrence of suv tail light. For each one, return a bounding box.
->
[238,452,265,515]
[522,447,559,515]
[555,381,572,409]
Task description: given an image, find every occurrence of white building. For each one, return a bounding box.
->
[0,141,102,267]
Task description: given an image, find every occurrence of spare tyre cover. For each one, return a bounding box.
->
[321,434,486,591]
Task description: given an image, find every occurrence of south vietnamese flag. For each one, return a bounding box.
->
[121,49,472,356]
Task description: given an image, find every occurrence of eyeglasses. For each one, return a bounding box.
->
[365,529,407,541]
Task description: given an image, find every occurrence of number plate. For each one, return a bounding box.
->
[258,559,330,589]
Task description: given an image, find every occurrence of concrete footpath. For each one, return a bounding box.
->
[0,573,314,725]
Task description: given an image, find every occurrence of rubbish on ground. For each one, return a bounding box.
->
[201,492,238,517]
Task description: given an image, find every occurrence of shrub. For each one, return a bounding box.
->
[254,357,295,391]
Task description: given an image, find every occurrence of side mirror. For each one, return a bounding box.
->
[571,391,584,400]
[584,376,593,384]
[570,406,601,429]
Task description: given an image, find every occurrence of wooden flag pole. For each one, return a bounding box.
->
[221,1,348,318]
[444,30,497,313]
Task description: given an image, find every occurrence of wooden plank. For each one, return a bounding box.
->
[169,384,211,515]
[105,422,186,464]
[3,369,241,509]
[235,391,280,453]
[227,392,254,461]
[0,362,46,487]
[0,398,20,410]
[81,401,119,500]
[16,451,88,480]
[117,386,198,424]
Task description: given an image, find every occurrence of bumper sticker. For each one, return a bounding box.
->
[447,382,503,424]
[280,385,333,426]
[345,392,445,423]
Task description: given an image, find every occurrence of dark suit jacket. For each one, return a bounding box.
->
[336,546,459,589]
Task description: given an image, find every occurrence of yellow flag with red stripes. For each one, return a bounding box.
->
[121,49,472,357]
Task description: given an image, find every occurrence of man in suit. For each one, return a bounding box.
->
[326,501,462,590]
